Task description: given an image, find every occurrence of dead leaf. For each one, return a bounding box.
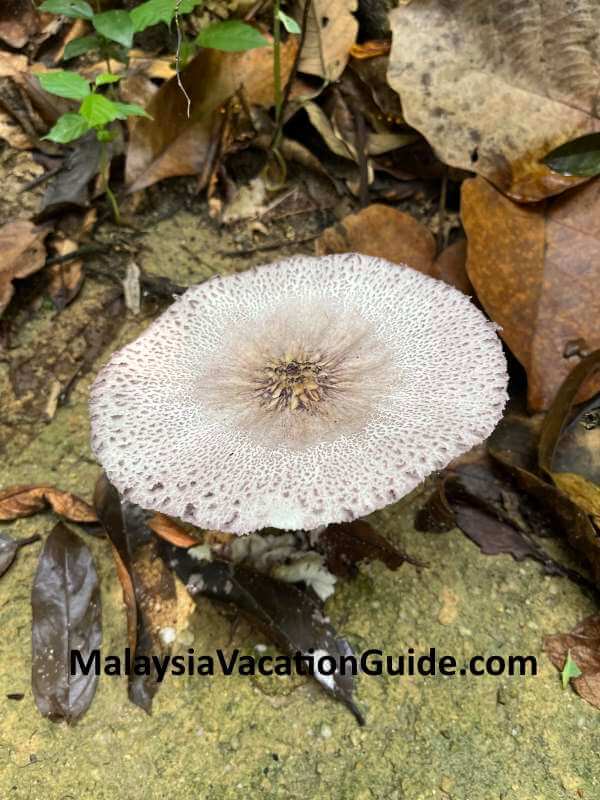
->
[432,239,472,295]
[0,220,51,316]
[0,485,97,522]
[462,177,600,410]
[387,1,600,201]
[545,614,600,710]
[148,513,200,548]
[38,133,102,219]
[553,473,600,529]
[349,41,390,60]
[0,532,40,578]
[125,38,298,193]
[294,0,358,81]
[0,0,38,49]
[316,204,436,274]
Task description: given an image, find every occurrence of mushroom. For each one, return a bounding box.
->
[90,254,508,534]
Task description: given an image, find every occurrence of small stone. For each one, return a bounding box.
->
[319,723,332,739]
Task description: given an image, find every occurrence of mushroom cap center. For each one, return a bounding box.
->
[259,352,328,412]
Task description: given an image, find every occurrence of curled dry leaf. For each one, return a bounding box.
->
[462,178,600,410]
[387,1,600,201]
[0,484,97,522]
[148,512,201,549]
[94,474,177,712]
[316,204,436,274]
[0,219,51,316]
[31,523,101,723]
[160,542,365,723]
[545,614,600,710]
[125,38,298,193]
[293,0,358,81]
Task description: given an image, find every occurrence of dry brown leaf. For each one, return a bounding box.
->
[545,614,600,710]
[0,485,97,522]
[462,177,600,410]
[387,1,600,201]
[0,51,28,77]
[148,513,201,548]
[0,0,38,48]
[294,0,358,81]
[125,39,298,193]
[349,40,390,60]
[0,220,50,316]
[316,204,436,274]
[553,473,600,529]
[432,239,472,295]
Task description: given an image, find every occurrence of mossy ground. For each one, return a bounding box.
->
[0,203,598,800]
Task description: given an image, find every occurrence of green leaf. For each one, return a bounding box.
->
[42,113,90,143]
[79,93,122,127]
[63,34,101,60]
[38,70,91,101]
[39,0,94,19]
[131,0,175,32]
[561,650,582,689]
[111,101,152,120]
[178,0,203,12]
[93,10,135,49]
[277,9,301,34]
[543,133,600,178]
[95,72,122,87]
[196,20,268,52]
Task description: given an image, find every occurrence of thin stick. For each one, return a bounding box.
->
[174,0,192,118]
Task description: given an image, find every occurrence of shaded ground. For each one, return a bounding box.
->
[0,194,598,800]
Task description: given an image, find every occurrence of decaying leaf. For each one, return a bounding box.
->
[432,239,472,295]
[0,219,51,316]
[125,38,298,193]
[0,532,40,578]
[0,484,97,522]
[0,0,38,49]
[294,0,358,81]
[47,238,84,310]
[462,178,600,410]
[38,133,102,218]
[94,474,177,712]
[148,512,200,548]
[316,204,436,274]
[387,1,600,201]
[31,523,101,723]
[545,614,600,710]
[316,519,420,578]
[160,542,365,723]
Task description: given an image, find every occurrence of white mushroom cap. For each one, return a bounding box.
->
[90,254,508,534]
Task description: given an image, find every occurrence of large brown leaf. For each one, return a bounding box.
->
[0,219,50,316]
[125,38,298,193]
[0,485,97,522]
[316,204,436,274]
[462,177,600,410]
[387,1,600,201]
[293,0,358,81]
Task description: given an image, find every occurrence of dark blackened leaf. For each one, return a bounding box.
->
[544,614,600,710]
[31,522,101,723]
[161,543,365,724]
[37,132,102,220]
[543,133,600,177]
[554,392,600,485]
[414,475,456,533]
[0,484,97,522]
[0,532,40,577]
[316,519,421,578]
[94,473,176,713]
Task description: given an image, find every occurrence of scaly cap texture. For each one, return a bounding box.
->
[90,254,508,533]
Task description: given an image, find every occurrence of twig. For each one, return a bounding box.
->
[174,0,192,118]
[44,244,109,267]
[355,110,369,208]
[269,0,312,150]
[437,167,448,253]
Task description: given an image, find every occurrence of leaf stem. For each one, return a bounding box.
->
[100,138,120,224]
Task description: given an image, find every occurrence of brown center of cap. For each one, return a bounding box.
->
[256,351,331,412]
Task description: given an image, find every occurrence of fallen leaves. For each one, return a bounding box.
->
[0,0,39,49]
[160,540,365,723]
[316,204,436,274]
[31,522,101,723]
[125,37,298,192]
[94,474,177,712]
[387,0,600,201]
[0,532,40,578]
[0,219,50,316]
[545,615,600,710]
[294,0,358,81]
[0,484,97,522]
[462,177,600,410]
